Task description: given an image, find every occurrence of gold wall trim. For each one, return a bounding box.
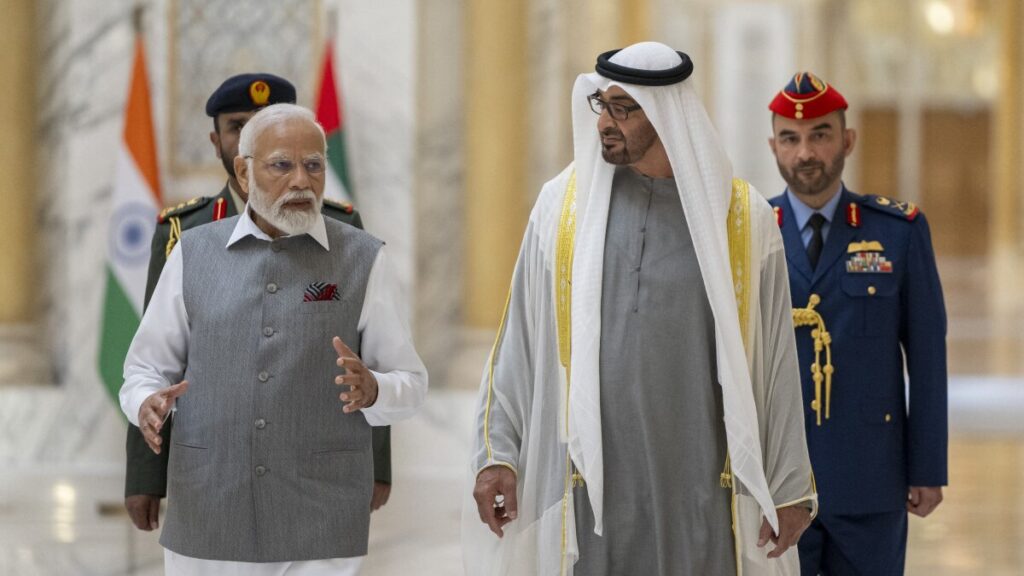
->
[464,0,529,327]
[0,0,36,323]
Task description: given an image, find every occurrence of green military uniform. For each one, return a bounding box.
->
[124,185,393,497]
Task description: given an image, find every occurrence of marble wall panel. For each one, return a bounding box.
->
[25,0,165,466]
[412,0,464,387]
[330,0,417,324]
[4,0,418,465]
[712,4,795,197]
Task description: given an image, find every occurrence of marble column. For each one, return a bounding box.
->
[414,0,464,386]
[710,2,796,196]
[0,0,49,389]
[0,0,36,325]
[327,0,417,323]
[2,0,139,464]
[652,0,711,101]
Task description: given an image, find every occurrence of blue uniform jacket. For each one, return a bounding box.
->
[769,188,948,515]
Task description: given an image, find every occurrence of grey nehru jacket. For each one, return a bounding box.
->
[159,216,382,562]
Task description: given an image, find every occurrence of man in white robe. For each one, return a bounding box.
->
[464,42,816,575]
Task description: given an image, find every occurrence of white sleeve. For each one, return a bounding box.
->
[357,247,428,426]
[119,243,190,427]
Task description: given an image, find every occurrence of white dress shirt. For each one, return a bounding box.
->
[120,207,427,575]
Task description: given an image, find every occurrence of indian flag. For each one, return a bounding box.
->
[315,39,354,203]
[97,36,162,402]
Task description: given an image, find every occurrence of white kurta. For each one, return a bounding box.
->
[121,207,428,575]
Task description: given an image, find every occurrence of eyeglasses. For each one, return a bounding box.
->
[245,155,326,178]
[587,92,642,120]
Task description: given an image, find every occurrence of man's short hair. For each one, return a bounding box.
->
[237,104,327,159]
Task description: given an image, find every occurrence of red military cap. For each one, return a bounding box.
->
[768,72,848,120]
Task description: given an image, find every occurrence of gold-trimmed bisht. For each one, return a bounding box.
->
[719,177,752,493]
[555,171,578,576]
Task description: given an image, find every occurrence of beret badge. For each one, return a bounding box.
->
[249,80,271,106]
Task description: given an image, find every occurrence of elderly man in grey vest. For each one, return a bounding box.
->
[120,103,427,575]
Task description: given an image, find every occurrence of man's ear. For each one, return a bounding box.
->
[210,131,222,158]
[768,136,777,156]
[234,156,250,193]
[844,128,858,158]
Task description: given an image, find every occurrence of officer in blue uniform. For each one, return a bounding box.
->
[766,72,948,575]
[124,73,393,532]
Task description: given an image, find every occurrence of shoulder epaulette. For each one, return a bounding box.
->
[861,195,919,221]
[157,196,215,223]
[322,198,355,215]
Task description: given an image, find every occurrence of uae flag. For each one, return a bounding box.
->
[97,36,161,402]
[315,39,355,203]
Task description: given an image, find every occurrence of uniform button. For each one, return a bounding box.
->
[255,418,266,429]
[255,465,267,476]
[867,285,877,296]
[258,371,269,382]
[271,243,282,253]
[884,413,892,423]
[266,283,278,294]
[263,327,274,337]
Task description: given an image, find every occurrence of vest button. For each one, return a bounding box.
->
[258,371,269,382]
[271,243,283,253]
[266,283,278,294]
[263,327,274,337]
[255,418,266,429]
[255,465,267,476]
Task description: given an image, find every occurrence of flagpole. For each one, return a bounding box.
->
[327,7,338,40]
[132,3,144,35]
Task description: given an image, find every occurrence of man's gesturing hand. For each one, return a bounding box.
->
[757,504,812,559]
[473,465,518,537]
[138,380,189,454]
[333,336,378,413]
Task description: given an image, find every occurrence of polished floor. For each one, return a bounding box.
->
[1,255,1022,575]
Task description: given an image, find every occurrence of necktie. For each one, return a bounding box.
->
[807,213,826,269]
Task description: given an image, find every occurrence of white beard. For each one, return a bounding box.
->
[249,183,322,236]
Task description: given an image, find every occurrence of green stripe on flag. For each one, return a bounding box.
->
[326,130,352,196]
[98,266,141,403]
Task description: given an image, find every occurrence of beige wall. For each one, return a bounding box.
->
[464,0,530,327]
[0,0,36,323]
[990,0,1023,307]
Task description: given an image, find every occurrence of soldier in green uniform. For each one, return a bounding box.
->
[125,73,393,531]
